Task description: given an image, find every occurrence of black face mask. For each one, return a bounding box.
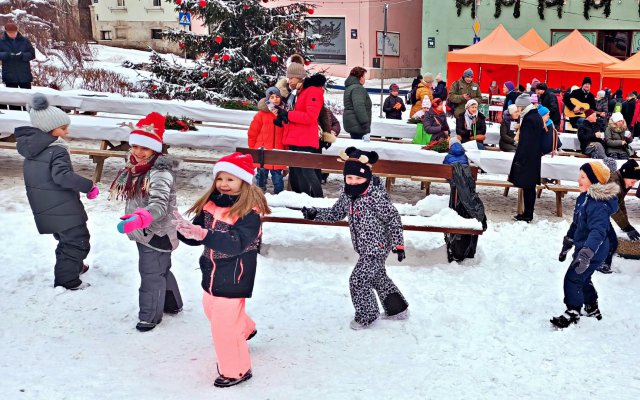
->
[344,180,370,199]
[210,192,239,207]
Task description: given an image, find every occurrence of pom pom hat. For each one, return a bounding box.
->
[29,93,71,133]
[129,112,166,153]
[339,146,379,180]
[580,161,610,185]
[213,152,255,184]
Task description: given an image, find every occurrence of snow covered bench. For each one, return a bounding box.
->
[236,147,484,236]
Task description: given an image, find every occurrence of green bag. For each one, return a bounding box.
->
[412,122,432,145]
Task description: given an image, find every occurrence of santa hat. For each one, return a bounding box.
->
[212,152,255,184]
[129,112,166,153]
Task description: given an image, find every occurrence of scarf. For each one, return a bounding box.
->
[344,180,370,199]
[108,152,159,200]
[211,192,239,207]
[464,110,477,131]
[432,107,443,116]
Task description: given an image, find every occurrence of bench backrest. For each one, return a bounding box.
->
[235,147,478,180]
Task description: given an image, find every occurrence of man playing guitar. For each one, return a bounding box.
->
[563,77,597,129]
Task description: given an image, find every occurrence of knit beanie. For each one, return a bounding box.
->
[619,159,640,180]
[339,146,379,179]
[212,152,255,184]
[286,54,306,79]
[29,93,71,134]
[389,83,399,91]
[432,98,443,108]
[465,99,478,109]
[129,112,166,153]
[265,86,281,99]
[596,90,605,99]
[504,81,515,91]
[530,94,538,104]
[537,105,549,116]
[537,83,548,91]
[582,76,592,86]
[514,93,531,108]
[507,104,518,115]
[463,68,474,78]
[581,161,610,185]
[584,109,596,118]
[611,112,624,123]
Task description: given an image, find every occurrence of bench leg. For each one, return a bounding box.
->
[555,191,565,217]
[503,187,510,197]
[385,177,395,192]
[92,156,106,183]
[517,188,524,215]
[536,188,543,199]
[424,182,431,196]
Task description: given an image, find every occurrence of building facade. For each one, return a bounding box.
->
[423,0,640,81]
[87,0,208,53]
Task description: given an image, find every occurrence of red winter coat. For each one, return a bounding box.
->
[283,74,326,149]
[247,108,285,170]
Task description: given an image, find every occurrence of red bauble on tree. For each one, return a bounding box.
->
[247,76,254,82]
[262,0,268,3]
[270,55,277,62]
[242,4,250,9]
[151,84,158,90]
[213,53,219,60]
[269,39,277,46]
[308,8,314,14]
[214,36,223,44]
[185,86,191,91]
[176,0,182,4]
[222,54,230,61]
[198,0,206,7]
[310,43,316,49]
[201,71,209,78]
[178,42,185,49]
[304,58,311,66]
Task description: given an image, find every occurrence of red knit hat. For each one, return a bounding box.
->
[129,112,166,153]
[212,152,255,184]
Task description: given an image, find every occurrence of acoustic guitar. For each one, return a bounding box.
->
[563,98,591,118]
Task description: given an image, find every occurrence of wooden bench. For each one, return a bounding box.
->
[235,147,484,236]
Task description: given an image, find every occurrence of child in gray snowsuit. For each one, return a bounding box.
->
[110,112,183,332]
[14,93,99,290]
[301,147,409,330]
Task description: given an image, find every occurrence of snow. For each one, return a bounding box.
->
[1,144,640,399]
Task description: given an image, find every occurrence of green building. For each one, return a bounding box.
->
[423,0,640,80]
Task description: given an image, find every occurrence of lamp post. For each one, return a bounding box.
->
[379,3,388,118]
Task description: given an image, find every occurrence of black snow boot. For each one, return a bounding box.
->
[584,302,603,320]
[214,369,252,388]
[550,309,580,328]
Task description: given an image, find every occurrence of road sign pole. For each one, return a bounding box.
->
[379,4,388,119]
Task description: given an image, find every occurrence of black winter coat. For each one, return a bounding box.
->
[622,99,636,127]
[502,90,520,111]
[382,95,406,120]
[539,90,560,127]
[508,107,544,189]
[499,110,517,152]
[563,88,596,115]
[433,81,447,101]
[0,32,35,84]
[577,120,605,153]
[15,126,93,234]
[455,112,486,143]
[422,109,450,142]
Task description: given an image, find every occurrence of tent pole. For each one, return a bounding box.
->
[478,65,483,87]
[517,68,521,87]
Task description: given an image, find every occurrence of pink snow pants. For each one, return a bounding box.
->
[202,292,256,379]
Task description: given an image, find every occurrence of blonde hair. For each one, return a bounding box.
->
[186,179,271,219]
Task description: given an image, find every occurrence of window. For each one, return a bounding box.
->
[115,28,126,39]
[117,0,125,6]
[100,30,112,40]
[151,29,163,40]
[153,0,161,6]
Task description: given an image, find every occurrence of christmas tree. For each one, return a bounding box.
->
[144,0,318,103]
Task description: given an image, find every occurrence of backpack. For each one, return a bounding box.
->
[406,87,418,105]
[614,102,623,113]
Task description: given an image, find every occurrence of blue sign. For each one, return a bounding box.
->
[473,36,481,44]
[178,12,191,26]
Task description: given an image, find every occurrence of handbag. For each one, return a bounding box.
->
[412,122,432,145]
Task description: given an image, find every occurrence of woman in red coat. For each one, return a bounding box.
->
[247,87,286,193]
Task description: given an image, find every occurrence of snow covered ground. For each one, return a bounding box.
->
[1,143,640,399]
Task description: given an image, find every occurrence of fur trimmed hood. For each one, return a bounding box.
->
[303,73,327,89]
[275,78,290,99]
[587,181,619,201]
[608,119,627,132]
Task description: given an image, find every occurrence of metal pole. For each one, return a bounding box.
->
[379,3,388,118]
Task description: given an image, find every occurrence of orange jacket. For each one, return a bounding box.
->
[247,110,286,170]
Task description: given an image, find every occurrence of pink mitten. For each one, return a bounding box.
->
[177,223,208,241]
[117,208,153,234]
[87,184,100,200]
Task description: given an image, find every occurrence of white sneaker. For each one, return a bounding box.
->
[380,309,409,320]
[68,282,91,291]
[350,319,375,330]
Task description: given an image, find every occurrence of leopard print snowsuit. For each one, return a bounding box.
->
[314,177,408,325]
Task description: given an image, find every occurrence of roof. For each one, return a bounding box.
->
[602,51,640,78]
[446,24,535,65]
[517,29,549,53]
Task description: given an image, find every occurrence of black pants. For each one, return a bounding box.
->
[288,145,324,198]
[349,132,366,140]
[4,82,31,110]
[52,223,90,289]
[522,186,536,218]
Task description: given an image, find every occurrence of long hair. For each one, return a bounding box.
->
[186,179,271,219]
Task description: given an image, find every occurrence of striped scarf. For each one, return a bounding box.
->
[108,153,159,200]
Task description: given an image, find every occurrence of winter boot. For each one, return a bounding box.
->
[381,309,410,320]
[584,302,603,320]
[246,329,257,341]
[349,319,375,330]
[80,264,90,275]
[513,214,533,223]
[596,263,613,274]
[550,309,580,328]
[136,320,159,332]
[214,369,252,388]
[68,282,91,291]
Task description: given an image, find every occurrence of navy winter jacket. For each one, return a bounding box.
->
[0,32,35,84]
[443,142,469,165]
[14,126,93,234]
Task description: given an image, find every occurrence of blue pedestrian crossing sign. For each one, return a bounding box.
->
[178,12,191,26]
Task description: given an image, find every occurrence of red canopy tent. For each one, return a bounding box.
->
[446,24,534,91]
[519,30,620,92]
[602,51,640,93]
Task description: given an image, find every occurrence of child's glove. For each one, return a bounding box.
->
[571,247,594,274]
[623,226,640,241]
[87,184,100,200]
[277,108,289,124]
[117,208,153,234]
[558,236,573,262]
[301,207,317,220]
[392,245,406,262]
[273,117,283,128]
[176,222,208,241]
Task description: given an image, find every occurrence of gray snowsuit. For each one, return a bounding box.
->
[314,177,408,325]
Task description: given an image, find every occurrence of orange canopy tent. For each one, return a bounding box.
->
[446,24,534,91]
[519,30,620,91]
[517,29,549,53]
[602,51,640,92]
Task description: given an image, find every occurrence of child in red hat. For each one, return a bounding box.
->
[173,152,271,388]
[109,112,183,332]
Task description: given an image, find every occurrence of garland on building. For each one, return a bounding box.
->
[494,0,520,19]
[455,0,475,18]
[537,0,563,20]
[583,0,611,20]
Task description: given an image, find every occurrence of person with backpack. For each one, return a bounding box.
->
[409,73,434,118]
[433,73,447,101]
[382,83,405,120]
[608,89,624,114]
[448,68,482,119]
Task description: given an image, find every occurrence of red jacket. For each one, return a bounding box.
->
[283,74,326,149]
[632,101,640,128]
[247,109,285,170]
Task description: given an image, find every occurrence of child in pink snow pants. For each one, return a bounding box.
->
[174,152,270,388]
